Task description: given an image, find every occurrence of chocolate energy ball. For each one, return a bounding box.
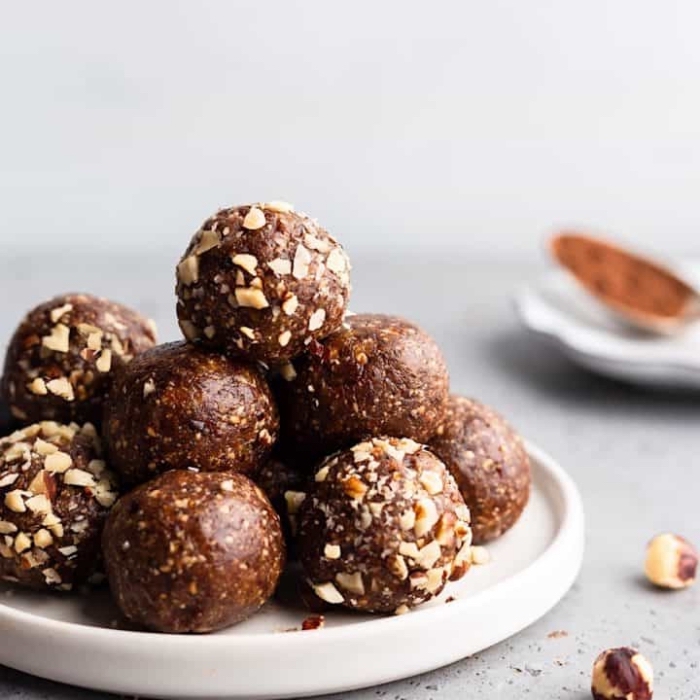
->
[175,202,351,364]
[429,396,531,544]
[297,437,472,614]
[0,421,118,591]
[102,470,285,633]
[104,342,278,487]
[1,293,157,426]
[275,314,450,464]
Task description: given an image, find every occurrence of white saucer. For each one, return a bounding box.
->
[514,267,700,389]
[0,442,584,699]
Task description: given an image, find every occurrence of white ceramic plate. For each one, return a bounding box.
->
[0,442,584,700]
[514,267,700,389]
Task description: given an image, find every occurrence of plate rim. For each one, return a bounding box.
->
[0,440,585,698]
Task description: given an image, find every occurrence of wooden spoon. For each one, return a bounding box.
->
[549,232,700,335]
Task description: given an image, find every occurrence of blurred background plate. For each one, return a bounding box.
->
[0,441,584,700]
[514,265,700,389]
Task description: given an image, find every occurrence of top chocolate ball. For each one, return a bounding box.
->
[175,202,351,364]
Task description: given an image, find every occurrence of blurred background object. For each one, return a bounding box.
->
[1,0,700,259]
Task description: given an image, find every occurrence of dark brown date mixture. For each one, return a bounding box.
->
[297,437,472,614]
[275,314,450,465]
[1,293,157,427]
[0,421,118,591]
[102,470,285,633]
[103,342,278,487]
[175,202,351,364]
[429,396,531,544]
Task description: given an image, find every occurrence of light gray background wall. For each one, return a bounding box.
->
[2,1,700,260]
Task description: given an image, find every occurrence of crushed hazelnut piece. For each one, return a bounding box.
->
[33,529,53,549]
[242,206,266,230]
[43,568,62,585]
[282,294,299,316]
[25,494,51,515]
[49,303,73,323]
[292,244,312,280]
[0,521,18,535]
[0,474,19,488]
[471,546,491,565]
[417,540,442,569]
[390,555,409,581]
[235,287,269,309]
[179,320,200,341]
[14,532,31,553]
[28,378,48,396]
[343,475,367,500]
[324,544,341,559]
[239,326,256,340]
[315,465,330,482]
[4,490,26,513]
[414,498,439,538]
[194,229,221,254]
[399,541,420,560]
[394,604,410,615]
[268,258,292,276]
[95,348,112,373]
[232,253,259,275]
[63,469,96,488]
[46,378,75,401]
[58,545,78,557]
[143,379,156,398]
[220,480,234,492]
[326,249,347,274]
[278,330,292,347]
[308,308,326,331]
[399,509,416,531]
[42,324,70,353]
[263,200,294,213]
[419,471,443,495]
[312,581,344,604]
[35,439,58,456]
[86,332,103,351]
[45,452,73,474]
[177,255,199,285]
[335,571,365,596]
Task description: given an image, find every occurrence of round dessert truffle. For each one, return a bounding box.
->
[429,396,531,544]
[0,421,118,591]
[175,201,351,363]
[102,470,285,633]
[1,293,157,426]
[104,342,278,487]
[297,437,472,614]
[275,314,450,464]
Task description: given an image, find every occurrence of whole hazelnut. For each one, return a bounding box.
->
[644,533,698,590]
[591,647,653,700]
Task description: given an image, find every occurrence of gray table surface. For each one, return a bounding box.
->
[0,249,698,700]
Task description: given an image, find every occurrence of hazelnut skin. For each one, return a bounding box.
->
[644,533,698,590]
[591,647,653,700]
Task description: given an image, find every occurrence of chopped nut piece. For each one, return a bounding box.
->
[96,348,112,373]
[417,540,442,569]
[335,571,365,595]
[399,541,420,560]
[268,258,292,276]
[63,469,96,488]
[87,332,103,351]
[324,544,341,559]
[326,249,347,274]
[343,475,367,500]
[235,287,269,309]
[315,465,330,482]
[143,379,156,398]
[194,229,221,255]
[4,490,26,513]
[179,319,200,341]
[419,471,443,495]
[177,255,199,285]
[25,494,52,515]
[43,568,62,585]
[58,545,78,557]
[394,604,410,615]
[28,377,48,395]
[220,479,234,492]
[42,324,71,353]
[46,377,75,401]
[399,509,416,531]
[49,303,73,323]
[240,326,256,340]
[263,200,294,213]
[278,330,292,347]
[0,521,18,535]
[14,532,31,553]
[282,294,299,316]
[414,498,439,537]
[390,555,409,581]
[0,473,19,488]
[284,491,306,514]
[308,308,326,331]
[292,244,312,280]
[33,529,53,549]
[312,581,344,604]
[44,452,73,474]
[242,206,267,230]
[35,438,59,456]
[279,362,297,381]
[232,253,259,275]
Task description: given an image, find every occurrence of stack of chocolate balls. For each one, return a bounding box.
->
[0,202,531,633]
